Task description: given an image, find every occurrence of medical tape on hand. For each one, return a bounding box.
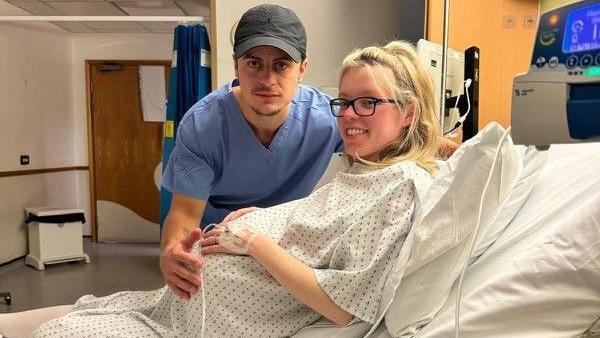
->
[218,223,258,255]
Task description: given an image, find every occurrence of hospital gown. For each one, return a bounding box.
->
[33,161,431,338]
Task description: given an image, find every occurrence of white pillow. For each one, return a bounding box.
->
[384,122,525,336]
[469,145,547,260]
[411,142,600,338]
[313,153,349,191]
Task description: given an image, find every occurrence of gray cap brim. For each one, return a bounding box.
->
[234,36,302,63]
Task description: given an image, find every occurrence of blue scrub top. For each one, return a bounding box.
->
[162,81,343,225]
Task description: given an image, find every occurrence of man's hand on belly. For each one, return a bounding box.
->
[160,228,204,300]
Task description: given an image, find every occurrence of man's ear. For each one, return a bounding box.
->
[233,54,239,78]
[298,59,308,82]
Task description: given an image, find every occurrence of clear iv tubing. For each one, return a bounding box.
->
[200,267,206,338]
[453,126,511,338]
[198,224,218,338]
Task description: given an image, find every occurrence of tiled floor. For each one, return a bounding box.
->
[0,238,164,313]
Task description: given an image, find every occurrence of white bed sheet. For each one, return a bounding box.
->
[409,143,600,338]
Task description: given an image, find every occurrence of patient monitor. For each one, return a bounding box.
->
[512,0,600,147]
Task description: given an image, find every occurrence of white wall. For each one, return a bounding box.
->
[214,0,403,89]
[0,21,75,263]
[0,25,73,171]
[0,22,173,262]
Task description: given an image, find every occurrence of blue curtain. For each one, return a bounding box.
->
[160,24,211,232]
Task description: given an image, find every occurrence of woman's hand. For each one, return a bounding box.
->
[201,223,258,256]
[200,224,231,255]
[222,206,260,223]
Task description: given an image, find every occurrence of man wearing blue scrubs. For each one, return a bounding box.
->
[159,4,342,299]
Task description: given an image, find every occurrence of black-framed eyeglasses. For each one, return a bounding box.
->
[329,96,400,117]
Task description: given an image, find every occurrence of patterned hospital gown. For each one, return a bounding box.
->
[33,161,431,338]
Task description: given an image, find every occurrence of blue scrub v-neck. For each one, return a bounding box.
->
[232,96,296,160]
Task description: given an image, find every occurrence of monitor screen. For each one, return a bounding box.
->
[562,2,600,53]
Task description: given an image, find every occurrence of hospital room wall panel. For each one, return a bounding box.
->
[213,0,419,91]
[427,0,539,130]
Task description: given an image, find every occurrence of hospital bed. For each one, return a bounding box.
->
[1,135,599,338]
[295,138,600,338]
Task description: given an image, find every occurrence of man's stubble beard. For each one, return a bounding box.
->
[252,106,283,117]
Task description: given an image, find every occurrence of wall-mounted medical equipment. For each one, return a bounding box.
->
[512,0,600,147]
[417,39,480,141]
[418,39,465,134]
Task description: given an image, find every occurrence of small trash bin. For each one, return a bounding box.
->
[24,207,90,270]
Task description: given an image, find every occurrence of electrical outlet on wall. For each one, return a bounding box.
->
[503,15,516,29]
[20,155,30,165]
[524,15,537,29]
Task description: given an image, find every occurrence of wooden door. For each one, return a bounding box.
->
[89,61,168,242]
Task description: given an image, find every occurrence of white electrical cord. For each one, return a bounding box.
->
[445,79,472,138]
[453,126,512,338]
[453,83,463,109]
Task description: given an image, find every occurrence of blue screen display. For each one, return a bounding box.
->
[563,2,600,53]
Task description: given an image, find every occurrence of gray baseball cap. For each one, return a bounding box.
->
[233,4,307,63]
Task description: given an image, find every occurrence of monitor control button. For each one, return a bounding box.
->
[536,56,547,68]
[580,54,594,68]
[566,55,579,69]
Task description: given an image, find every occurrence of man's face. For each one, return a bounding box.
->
[235,45,307,117]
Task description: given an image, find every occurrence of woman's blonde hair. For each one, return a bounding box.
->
[339,40,441,174]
